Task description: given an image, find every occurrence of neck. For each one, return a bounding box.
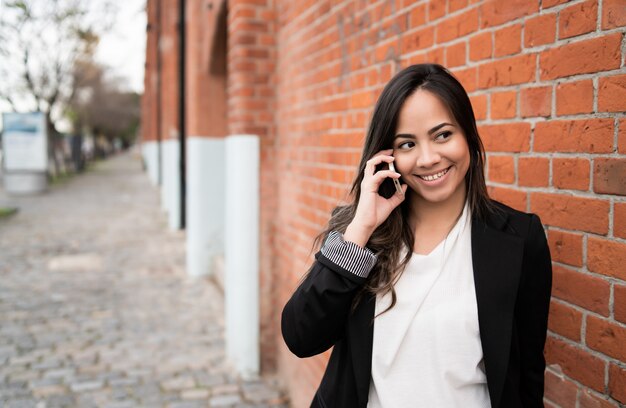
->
[408,185,467,232]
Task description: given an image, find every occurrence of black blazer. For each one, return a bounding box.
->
[281,201,552,408]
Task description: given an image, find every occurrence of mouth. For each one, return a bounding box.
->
[416,166,451,182]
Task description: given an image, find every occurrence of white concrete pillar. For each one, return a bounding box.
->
[161,138,181,230]
[186,137,225,277]
[142,141,161,186]
[224,134,260,378]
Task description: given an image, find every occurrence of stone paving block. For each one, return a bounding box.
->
[42,368,75,380]
[42,394,76,407]
[181,388,211,399]
[69,380,105,393]
[161,375,196,391]
[31,384,67,398]
[3,397,38,408]
[103,401,136,408]
[0,153,288,408]
[210,393,242,407]
[211,383,239,395]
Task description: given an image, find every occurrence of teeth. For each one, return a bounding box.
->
[419,168,449,181]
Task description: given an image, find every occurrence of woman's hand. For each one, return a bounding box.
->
[344,149,408,247]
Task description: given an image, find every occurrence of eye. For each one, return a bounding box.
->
[396,141,415,150]
[435,131,452,141]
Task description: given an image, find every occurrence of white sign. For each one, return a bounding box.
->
[2,112,48,172]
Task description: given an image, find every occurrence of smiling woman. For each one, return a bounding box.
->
[281,63,553,408]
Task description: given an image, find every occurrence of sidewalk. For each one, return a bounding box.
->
[0,151,288,408]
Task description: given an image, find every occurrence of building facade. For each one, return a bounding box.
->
[142,0,626,406]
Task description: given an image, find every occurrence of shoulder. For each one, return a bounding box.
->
[487,199,545,240]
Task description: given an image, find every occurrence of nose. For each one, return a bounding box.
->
[416,144,441,168]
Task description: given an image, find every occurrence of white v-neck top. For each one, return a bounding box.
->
[367,202,491,408]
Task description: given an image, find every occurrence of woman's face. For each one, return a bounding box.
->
[392,89,470,207]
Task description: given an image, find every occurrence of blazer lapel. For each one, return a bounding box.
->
[471,212,524,408]
[348,292,375,408]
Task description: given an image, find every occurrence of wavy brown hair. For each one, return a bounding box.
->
[308,64,496,315]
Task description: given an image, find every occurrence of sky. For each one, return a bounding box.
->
[0,0,147,130]
[97,0,147,93]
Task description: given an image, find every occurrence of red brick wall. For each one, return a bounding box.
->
[142,0,158,143]
[267,1,626,407]
[160,0,181,142]
[227,0,279,373]
[186,0,228,138]
[144,0,626,407]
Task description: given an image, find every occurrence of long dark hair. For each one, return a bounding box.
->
[309,63,496,315]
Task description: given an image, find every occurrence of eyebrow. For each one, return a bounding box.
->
[394,122,454,139]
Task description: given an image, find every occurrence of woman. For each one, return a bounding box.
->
[281,64,552,408]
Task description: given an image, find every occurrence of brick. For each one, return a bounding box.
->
[542,0,569,8]
[547,229,583,267]
[402,26,435,53]
[587,236,626,280]
[544,369,578,407]
[479,123,530,152]
[551,265,610,316]
[428,0,446,21]
[524,13,557,47]
[520,86,551,118]
[602,0,626,29]
[436,8,479,43]
[545,336,606,392]
[609,363,626,404]
[494,23,522,57]
[480,0,539,28]
[470,94,487,120]
[478,53,535,88]
[586,315,626,361]
[616,284,626,325]
[556,80,594,116]
[445,42,466,68]
[579,389,619,408]
[530,192,609,234]
[615,202,626,239]
[534,119,614,153]
[559,0,598,39]
[594,158,626,196]
[487,186,526,211]
[598,74,626,113]
[620,119,626,154]
[540,33,622,80]
[409,3,426,28]
[487,155,515,184]
[553,157,590,191]
[469,31,492,61]
[491,91,517,119]
[518,157,549,187]
[449,0,468,13]
[547,300,583,341]
[452,66,477,92]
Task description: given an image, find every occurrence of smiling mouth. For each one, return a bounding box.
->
[417,166,451,181]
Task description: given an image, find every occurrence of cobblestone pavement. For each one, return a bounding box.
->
[0,151,288,408]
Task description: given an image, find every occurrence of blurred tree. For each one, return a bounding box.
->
[67,59,140,148]
[0,0,116,175]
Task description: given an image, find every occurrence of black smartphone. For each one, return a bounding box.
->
[376,160,404,199]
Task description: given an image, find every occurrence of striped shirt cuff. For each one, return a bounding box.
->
[320,231,378,279]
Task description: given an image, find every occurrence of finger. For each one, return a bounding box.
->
[364,154,395,175]
[370,170,401,183]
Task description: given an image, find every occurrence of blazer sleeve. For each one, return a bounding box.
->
[515,214,553,406]
[281,231,376,358]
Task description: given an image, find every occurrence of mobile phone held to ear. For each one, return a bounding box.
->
[388,161,404,195]
[376,160,404,199]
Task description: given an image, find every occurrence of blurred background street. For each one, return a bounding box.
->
[0,150,287,408]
